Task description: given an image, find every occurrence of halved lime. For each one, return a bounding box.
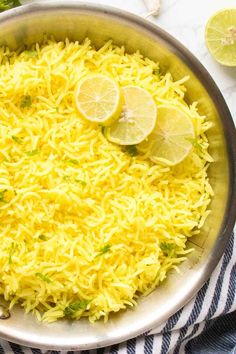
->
[104,86,157,146]
[75,74,122,125]
[138,105,194,165]
[205,8,236,66]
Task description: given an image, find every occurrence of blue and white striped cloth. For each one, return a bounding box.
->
[0,232,235,354]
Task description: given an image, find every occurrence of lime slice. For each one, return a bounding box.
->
[104,86,157,145]
[205,8,236,66]
[138,105,194,165]
[75,74,122,125]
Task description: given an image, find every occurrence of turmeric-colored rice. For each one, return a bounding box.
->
[0,39,213,322]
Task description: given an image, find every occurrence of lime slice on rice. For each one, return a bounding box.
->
[104,85,157,146]
[205,8,236,66]
[75,74,122,125]
[138,105,194,166]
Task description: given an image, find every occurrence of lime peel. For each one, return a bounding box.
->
[205,8,236,66]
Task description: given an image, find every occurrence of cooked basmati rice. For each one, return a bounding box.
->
[0,38,213,323]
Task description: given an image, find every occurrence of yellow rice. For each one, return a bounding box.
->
[0,38,213,322]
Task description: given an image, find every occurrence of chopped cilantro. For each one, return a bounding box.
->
[66,159,79,166]
[20,95,32,108]
[160,242,175,257]
[24,50,37,58]
[35,273,51,283]
[124,145,138,157]
[25,149,39,156]
[0,0,21,12]
[8,242,15,264]
[38,234,47,241]
[12,135,23,144]
[63,175,86,185]
[153,68,160,76]
[0,189,7,203]
[96,244,111,257]
[64,300,89,317]
[75,178,87,186]
[63,175,70,182]
[185,137,201,151]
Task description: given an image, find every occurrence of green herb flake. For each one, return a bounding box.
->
[160,242,175,257]
[12,135,23,144]
[64,300,89,317]
[63,175,70,182]
[0,0,21,12]
[96,244,111,257]
[0,189,7,203]
[20,95,32,108]
[24,50,37,58]
[124,145,138,157]
[35,272,51,283]
[38,234,47,241]
[66,159,79,166]
[186,137,201,151]
[8,242,15,264]
[75,178,87,186]
[25,149,39,156]
[153,68,160,76]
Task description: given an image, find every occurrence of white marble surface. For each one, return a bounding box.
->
[22,0,236,124]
